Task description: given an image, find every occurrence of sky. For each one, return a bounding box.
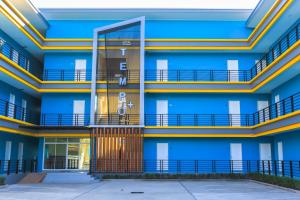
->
[30,0,260,9]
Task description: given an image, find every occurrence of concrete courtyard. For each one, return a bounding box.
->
[0,179,300,200]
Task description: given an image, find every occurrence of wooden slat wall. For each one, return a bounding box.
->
[91,127,143,174]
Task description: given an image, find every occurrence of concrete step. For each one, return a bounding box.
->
[18,173,46,184]
[42,172,98,184]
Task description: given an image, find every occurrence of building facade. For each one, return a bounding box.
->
[0,0,300,174]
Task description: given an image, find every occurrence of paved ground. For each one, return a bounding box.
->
[0,179,300,200]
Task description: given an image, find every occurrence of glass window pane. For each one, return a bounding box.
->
[55,144,66,169]
[57,138,68,143]
[44,144,55,169]
[45,138,56,143]
[68,138,80,143]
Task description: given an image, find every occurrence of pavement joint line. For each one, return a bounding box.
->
[249,180,300,194]
[178,181,198,200]
[71,181,108,200]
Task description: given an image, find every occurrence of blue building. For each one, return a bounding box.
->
[0,0,300,175]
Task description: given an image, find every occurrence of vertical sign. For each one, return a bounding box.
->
[90,17,145,127]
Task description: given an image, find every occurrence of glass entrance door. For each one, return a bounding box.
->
[67,144,79,169]
[44,138,90,170]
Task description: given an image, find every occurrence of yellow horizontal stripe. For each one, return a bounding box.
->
[0,0,293,50]
[38,133,89,137]
[0,54,42,83]
[2,54,299,94]
[144,123,300,138]
[0,66,40,92]
[146,110,300,130]
[0,126,35,137]
[1,110,300,137]
[0,115,36,126]
[145,126,250,129]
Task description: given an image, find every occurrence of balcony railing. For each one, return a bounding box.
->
[40,23,300,83]
[90,159,300,179]
[43,69,92,81]
[146,92,300,127]
[145,69,250,82]
[249,23,300,80]
[40,92,300,127]
[0,99,39,124]
[0,160,37,175]
[0,38,42,79]
[40,113,90,126]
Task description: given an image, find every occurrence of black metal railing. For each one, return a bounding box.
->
[0,99,39,124]
[43,69,92,81]
[94,114,140,126]
[0,160,37,175]
[90,159,300,179]
[0,38,42,79]
[40,91,300,127]
[43,159,86,170]
[145,69,250,82]
[145,92,300,127]
[40,113,90,126]
[249,23,300,80]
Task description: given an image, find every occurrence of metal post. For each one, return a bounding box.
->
[16,160,19,174]
[290,161,293,178]
[7,160,11,175]
[282,161,285,176]
[268,160,271,175]
[274,160,277,176]
[262,161,265,175]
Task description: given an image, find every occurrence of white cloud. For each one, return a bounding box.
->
[30,0,260,9]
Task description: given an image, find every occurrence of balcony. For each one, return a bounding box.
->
[40,23,300,84]
[39,92,300,127]
[0,99,39,125]
[0,38,42,79]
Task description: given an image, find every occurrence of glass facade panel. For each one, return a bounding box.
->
[43,137,90,170]
[92,19,144,126]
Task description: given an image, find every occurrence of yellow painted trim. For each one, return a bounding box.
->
[144,134,254,138]
[0,115,35,126]
[0,5,43,49]
[255,123,300,137]
[146,110,300,130]
[0,54,42,83]
[42,81,91,84]
[145,126,251,129]
[2,0,45,41]
[247,0,282,42]
[0,0,293,51]
[249,40,300,84]
[145,81,249,85]
[0,126,35,136]
[2,54,299,94]
[249,0,292,48]
[144,123,300,138]
[40,88,91,93]
[1,111,300,138]
[0,66,40,91]
[38,133,89,137]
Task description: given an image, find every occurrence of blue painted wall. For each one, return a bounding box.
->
[0,132,38,160]
[145,93,270,114]
[146,52,263,71]
[144,137,273,161]
[0,29,42,76]
[273,131,300,161]
[0,81,40,123]
[44,53,92,80]
[41,93,90,114]
[271,75,300,103]
[46,20,252,39]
